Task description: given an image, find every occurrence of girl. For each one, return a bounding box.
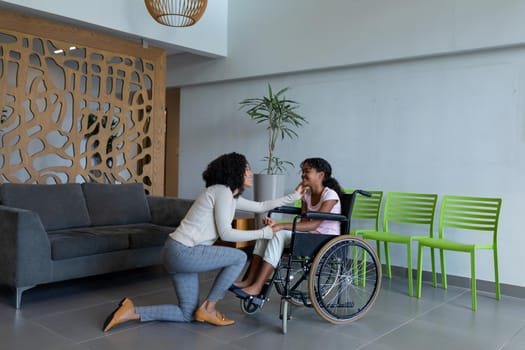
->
[233,157,342,297]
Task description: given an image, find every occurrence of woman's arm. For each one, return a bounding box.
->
[236,183,303,213]
[213,187,275,242]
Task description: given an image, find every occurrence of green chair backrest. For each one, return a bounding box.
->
[438,195,502,242]
[346,190,383,231]
[383,192,438,234]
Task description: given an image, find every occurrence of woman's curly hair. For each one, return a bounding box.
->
[300,157,343,200]
[202,152,248,197]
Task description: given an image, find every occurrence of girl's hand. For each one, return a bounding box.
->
[270,222,282,234]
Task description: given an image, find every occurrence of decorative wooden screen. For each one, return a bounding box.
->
[0,10,166,195]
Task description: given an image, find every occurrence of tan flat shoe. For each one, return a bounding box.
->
[194,306,235,326]
[103,297,135,332]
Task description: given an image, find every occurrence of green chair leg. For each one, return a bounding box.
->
[440,249,447,289]
[416,244,424,298]
[375,240,382,263]
[407,243,413,296]
[430,248,437,288]
[494,249,501,300]
[471,251,477,311]
[384,242,392,278]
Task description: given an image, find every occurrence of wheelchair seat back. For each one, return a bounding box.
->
[340,192,357,234]
[289,192,357,257]
[290,232,335,257]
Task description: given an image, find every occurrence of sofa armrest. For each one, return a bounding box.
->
[147,196,194,227]
[0,205,52,288]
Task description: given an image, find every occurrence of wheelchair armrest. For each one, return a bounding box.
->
[300,211,348,222]
[355,189,372,197]
[268,206,302,216]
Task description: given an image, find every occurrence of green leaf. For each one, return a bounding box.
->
[239,84,308,174]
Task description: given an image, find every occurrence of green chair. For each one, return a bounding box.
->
[416,195,502,310]
[345,190,383,286]
[345,190,383,235]
[356,192,438,296]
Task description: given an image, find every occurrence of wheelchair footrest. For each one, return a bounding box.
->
[229,286,266,305]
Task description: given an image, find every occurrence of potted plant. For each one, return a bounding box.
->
[239,84,307,203]
[240,84,307,174]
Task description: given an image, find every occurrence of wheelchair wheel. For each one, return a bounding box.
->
[308,235,381,324]
[240,298,260,315]
[274,255,310,306]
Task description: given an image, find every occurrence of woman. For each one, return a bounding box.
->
[232,157,342,297]
[103,152,303,331]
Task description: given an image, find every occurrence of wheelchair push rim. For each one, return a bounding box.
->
[308,235,382,324]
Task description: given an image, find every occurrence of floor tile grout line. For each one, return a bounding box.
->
[497,323,525,350]
[355,289,470,350]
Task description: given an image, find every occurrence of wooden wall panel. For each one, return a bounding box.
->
[0,9,166,195]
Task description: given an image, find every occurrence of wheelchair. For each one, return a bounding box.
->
[232,190,382,333]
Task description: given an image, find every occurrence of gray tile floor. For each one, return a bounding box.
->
[1,265,524,350]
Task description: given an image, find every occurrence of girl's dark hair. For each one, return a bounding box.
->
[300,157,343,199]
[202,152,248,197]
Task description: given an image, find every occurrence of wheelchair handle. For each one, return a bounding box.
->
[267,206,302,217]
[300,211,347,221]
[354,189,372,197]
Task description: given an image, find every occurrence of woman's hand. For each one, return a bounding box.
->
[263,217,282,235]
[294,182,306,195]
[262,216,276,227]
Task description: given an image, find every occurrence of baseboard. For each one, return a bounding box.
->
[389,265,524,299]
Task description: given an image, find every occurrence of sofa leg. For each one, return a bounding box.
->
[16,286,35,309]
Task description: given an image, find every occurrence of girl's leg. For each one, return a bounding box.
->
[242,230,292,295]
[235,239,268,287]
[234,254,263,288]
[242,260,275,296]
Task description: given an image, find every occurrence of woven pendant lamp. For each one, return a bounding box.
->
[145,0,208,27]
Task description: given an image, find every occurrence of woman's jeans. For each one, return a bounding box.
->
[135,239,247,322]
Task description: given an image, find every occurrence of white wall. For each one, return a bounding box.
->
[174,0,525,288]
[178,47,525,287]
[168,0,525,86]
[2,0,228,57]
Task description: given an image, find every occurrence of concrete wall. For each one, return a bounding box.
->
[168,0,525,86]
[173,0,525,288]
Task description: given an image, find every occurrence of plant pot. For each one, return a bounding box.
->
[254,174,286,201]
[254,174,286,228]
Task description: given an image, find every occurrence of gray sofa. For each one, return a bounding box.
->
[0,182,193,308]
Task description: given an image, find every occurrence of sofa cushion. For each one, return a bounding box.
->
[126,223,174,249]
[0,183,91,231]
[47,223,173,259]
[48,226,130,260]
[82,183,151,226]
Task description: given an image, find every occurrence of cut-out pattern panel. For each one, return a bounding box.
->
[0,26,164,194]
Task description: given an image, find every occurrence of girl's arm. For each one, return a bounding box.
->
[272,199,338,233]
